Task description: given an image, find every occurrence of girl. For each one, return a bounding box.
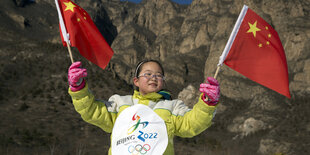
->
[68,60,220,155]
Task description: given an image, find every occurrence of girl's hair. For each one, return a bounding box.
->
[134,59,165,90]
[134,59,165,78]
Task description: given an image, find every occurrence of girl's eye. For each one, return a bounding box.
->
[145,73,152,77]
[156,74,163,78]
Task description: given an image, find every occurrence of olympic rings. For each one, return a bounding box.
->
[128,144,151,155]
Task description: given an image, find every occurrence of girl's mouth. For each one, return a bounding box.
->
[149,83,157,87]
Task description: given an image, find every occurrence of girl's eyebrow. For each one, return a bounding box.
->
[143,70,162,74]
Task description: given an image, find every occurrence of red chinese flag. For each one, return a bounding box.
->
[57,0,113,69]
[223,6,291,98]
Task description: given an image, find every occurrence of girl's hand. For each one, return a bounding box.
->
[199,77,220,106]
[68,61,87,91]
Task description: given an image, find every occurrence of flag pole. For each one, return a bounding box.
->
[213,5,248,80]
[55,0,74,63]
[213,66,221,79]
[66,42,74,63]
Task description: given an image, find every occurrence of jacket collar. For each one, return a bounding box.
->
[133,90,163,102]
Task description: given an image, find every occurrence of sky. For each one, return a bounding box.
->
[120,0,193,5]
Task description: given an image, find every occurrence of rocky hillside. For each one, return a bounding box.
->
[0,0,309,154]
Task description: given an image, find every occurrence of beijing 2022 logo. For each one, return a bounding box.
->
[127,113,158,142]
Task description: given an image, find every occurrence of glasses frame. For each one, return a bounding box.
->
[138,72,165,81]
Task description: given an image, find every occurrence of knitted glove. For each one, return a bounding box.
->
[68,61,87,92]
[199,77,220,106]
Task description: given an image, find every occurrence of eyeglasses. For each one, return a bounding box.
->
[138,72,165,80]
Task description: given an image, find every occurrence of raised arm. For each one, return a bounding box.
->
[173,77,220,137]
[68,62,117,133]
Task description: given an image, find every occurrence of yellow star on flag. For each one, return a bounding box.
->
[247,21,261,37]
[258,43,262,48]
[64,2,76,12]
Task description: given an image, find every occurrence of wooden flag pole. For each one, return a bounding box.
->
[66,42,74,63]
[213,65,221,79]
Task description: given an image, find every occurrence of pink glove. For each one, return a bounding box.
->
[68,61,87,92]
[199,77,220,106]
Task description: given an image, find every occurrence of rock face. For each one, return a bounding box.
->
[0,0,309,155]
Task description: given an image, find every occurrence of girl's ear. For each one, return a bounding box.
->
[133,77,139,87]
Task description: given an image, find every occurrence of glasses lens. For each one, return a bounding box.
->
[144,73,152,79]
[141,73,164,80]
[155,74,163,79]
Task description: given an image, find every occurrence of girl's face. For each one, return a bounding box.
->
[133,62,164,96]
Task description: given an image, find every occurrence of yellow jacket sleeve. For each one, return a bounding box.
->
[68,83,117,133]
[173,94,217,138]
